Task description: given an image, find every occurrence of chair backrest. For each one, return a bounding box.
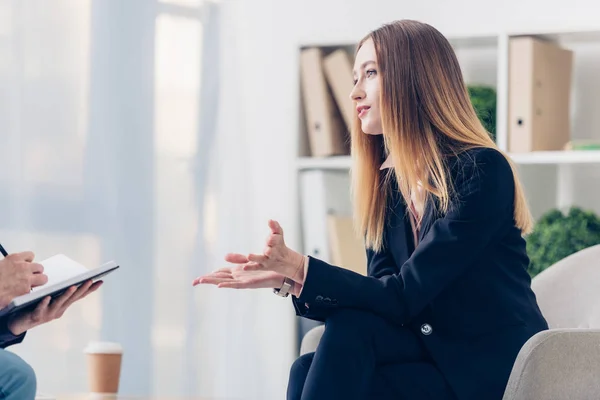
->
[531,244,600,329]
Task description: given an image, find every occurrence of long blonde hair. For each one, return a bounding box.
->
[351,20,533,252]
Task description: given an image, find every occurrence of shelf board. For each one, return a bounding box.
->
[297,156,352,170]
[447,33,498,48]
[507,27,600,44]
[508,150,600,164]
[297,151,600,171]
[299,32,499,50]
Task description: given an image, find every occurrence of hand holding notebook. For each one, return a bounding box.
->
[0,253,119,319]
[6,277,102,335]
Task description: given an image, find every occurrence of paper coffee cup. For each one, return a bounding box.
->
[84,341,123,394]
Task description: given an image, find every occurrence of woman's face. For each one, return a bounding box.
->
[350,38,382,135]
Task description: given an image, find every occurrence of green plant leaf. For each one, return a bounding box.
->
[525,206,600,277]
[467,85,497,143]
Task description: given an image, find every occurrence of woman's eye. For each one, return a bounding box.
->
[366,69,377,77]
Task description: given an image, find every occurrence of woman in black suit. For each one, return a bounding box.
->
[194,19,548,400]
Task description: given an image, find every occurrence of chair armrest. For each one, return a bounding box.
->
[300,325,325,356]
[503,328,600,400]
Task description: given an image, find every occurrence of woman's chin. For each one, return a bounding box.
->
[362,128,383,136]
[361,121,383,135]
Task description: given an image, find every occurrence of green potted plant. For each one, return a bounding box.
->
[526,206,600,278]
[467,85,496,143]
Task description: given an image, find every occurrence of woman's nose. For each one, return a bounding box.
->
[350,84,365,101]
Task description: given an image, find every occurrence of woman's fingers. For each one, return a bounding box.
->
[194,276,235,286]
[263,246,273,258]
[217,274,277,289]
[212,267,234,273]
[224,253,249,263]
[242,262,263,271]
[268,220,283,235]
[247,253,267,263]
[192,270,233,285]
[217,280,259,289]
[217,282,247,289]
[211,272,233,279]
[267,234,283,247]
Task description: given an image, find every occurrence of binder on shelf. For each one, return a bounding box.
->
[300,47,348,157]
[323,49,355,131]
[298,170,352,264]
[327,214,367,276]
[508,36,573,153]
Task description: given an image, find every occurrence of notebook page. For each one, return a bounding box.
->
[31,254,89,292]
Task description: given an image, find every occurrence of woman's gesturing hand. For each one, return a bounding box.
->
[241,220,306,283]
[193,220,307,293]
[193,254,285,289]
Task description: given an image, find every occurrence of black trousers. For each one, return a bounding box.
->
[287,309,457,400]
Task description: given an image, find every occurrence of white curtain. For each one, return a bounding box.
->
[0,0,295,398]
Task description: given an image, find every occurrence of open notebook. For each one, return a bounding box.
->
[0,254,119,318]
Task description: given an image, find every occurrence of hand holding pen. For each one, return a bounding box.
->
[0,244,48,309]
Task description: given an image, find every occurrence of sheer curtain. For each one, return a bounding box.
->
[0,0,295,398]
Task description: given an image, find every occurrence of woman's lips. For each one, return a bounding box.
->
[357,106,370,118]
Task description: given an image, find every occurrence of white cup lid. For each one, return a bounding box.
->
[84,341,123,354]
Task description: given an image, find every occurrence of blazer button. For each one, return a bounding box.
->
[421,323,433,336]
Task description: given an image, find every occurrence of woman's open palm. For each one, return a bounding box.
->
[193,254,284,289]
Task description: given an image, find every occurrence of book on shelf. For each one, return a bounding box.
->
[327,214,367,276]
[564,140,600,151]
[299,169,367,275]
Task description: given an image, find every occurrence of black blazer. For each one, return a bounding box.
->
[293,147,549,400]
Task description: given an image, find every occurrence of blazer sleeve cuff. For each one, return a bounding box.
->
[0,318,26,349]
[290,257,339,322]
[296,255,310,297]
[297,256,331,304]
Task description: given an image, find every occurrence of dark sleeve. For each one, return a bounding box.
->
[0,317,26,349]
[291,231,397,322]
[296,148,515,326]
[291,297,331,322]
